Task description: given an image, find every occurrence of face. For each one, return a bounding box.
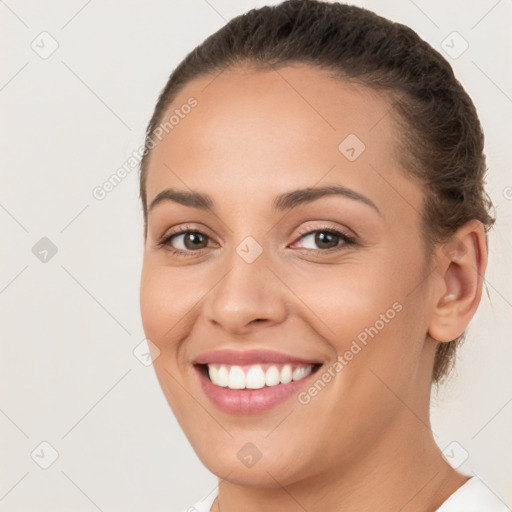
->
[140,64,439,488]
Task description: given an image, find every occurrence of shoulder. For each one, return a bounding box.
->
[435,476,510,512]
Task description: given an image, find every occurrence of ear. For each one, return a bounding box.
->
[428,220,488,343]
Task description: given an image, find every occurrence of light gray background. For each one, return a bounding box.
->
[1,1,511,510]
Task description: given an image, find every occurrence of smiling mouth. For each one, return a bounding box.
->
[196,362,322,390]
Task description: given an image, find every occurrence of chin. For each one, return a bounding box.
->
[190,436,315,489]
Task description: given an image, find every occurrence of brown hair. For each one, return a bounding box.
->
[139,0,495,385]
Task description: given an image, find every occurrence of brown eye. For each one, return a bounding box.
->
[313,231,339,249]
[295,228,355,251]
[158,230,212,253]
[173,231,209,251]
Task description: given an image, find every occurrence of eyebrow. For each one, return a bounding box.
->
[148,185,380,215]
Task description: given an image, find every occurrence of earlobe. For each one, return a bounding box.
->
[427,220,488,343]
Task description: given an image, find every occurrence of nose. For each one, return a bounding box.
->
[203,249,288,336]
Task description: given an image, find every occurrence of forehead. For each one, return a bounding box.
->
[145,64,421,222]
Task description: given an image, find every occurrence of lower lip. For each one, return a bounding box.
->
[194,364,320,414]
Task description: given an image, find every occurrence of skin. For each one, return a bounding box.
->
[139,64,487,512]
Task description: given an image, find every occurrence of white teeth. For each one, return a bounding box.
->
[292,365,312,381]
[265,365,280,387]
[206,363,315,389]
[228,365,246,389]
[280,364,292,384]
[217,365,229,387]
[246,365,266,389]
[208,364,219,383]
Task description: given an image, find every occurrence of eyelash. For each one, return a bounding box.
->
[156,224,356,257]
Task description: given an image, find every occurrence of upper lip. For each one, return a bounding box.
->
[193,349,322,366]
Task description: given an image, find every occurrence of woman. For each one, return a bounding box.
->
[138,1,508,510]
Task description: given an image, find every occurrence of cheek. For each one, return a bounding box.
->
[293,249,426,378]
[140,262,198,348]
[140,263,199,416]
[295,260,401,337]
[140,267,169,345]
